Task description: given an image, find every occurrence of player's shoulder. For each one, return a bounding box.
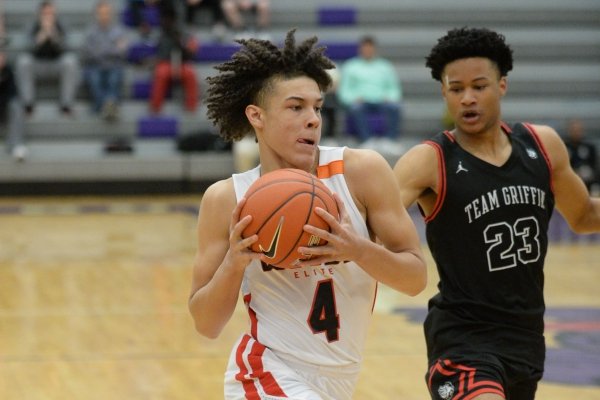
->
[525,123,565,151]
[200,177,236,212]
[343,147,391,174]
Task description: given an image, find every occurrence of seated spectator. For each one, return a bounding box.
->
[82,1,128,121]
[0,10,9,47]
[1,49,27,161]
[564,118,599,193]
[337,35,402,142]
[16,0,81,116]
[125,0,160,38]
[185,0,227,41]
[221,0,270,39]
[321,65,340,139]
[150,7,200,114]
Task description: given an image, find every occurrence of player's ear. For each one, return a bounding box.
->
[499,76,507,97]
[245,104,264,129]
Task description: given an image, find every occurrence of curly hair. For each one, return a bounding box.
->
[206,29,335,142]
[425,27,513,82]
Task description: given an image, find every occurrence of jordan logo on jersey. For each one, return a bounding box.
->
[456,161,469,174]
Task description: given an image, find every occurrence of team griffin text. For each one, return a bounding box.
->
[465,185,547,224]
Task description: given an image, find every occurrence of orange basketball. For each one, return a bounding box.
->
[240,168,339,269]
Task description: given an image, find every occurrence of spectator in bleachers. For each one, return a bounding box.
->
[125,0,160,38]
[321,65,340,139]
[564,118,599,193]
[221,0,270,40]
[184,0,227,41]
[338,35,402,143]
[82,1,128,122]
[149,6,200,114]
[0,49,27,161]
[0,8,9,48]
[16,0,81,116]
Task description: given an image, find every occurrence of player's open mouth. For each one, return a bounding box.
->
[462,110,479,121]
[298,138,315,145]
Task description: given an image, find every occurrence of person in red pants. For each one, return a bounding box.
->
[150,6,199,114]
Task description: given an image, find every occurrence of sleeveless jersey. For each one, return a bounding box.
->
[231,146,376,373]
[423,123,555,370]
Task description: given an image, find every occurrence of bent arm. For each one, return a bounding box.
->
[188,179,260,338]
[346,149,427,296]
[536,124,600,233]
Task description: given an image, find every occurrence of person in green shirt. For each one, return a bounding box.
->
[338,35,402,142]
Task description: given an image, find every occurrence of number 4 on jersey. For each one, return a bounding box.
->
[308,279,340,342]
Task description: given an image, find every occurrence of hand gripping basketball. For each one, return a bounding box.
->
[239,168,340,269]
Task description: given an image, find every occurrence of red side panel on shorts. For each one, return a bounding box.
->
[234,334,287,399]
[428,359,505,400]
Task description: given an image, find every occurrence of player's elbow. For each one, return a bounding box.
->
[188,297,224,339]
[194,321,222,339]
[190,311,224,339]
[406,262,428,297]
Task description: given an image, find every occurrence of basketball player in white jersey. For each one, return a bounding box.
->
[188,29,427,400]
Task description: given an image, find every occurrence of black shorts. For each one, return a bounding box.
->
[425,353,543,400]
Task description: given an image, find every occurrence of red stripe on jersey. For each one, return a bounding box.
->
[243,293,259,339]
[423,140,447,223]
[443,130,456,142]
[317,159,344,179]
[234,335,260,399]
[522,122,554,194]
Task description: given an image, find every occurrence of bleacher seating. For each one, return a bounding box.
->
[1,0,599,194]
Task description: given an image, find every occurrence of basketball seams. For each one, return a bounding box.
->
[240,168,339,268]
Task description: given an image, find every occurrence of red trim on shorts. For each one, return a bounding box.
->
[235,335,260,399]
[235,335,288,398]
[428,359,505,399]
[247,340,287,397]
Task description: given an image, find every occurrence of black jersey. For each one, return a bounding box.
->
[423,122,555,371]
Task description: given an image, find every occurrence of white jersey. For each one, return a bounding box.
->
[228,146,377,388]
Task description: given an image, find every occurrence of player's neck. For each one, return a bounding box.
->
[454,127,511,166]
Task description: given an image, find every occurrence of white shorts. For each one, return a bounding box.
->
[224,334,358,400]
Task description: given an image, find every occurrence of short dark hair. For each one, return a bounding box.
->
[206,29,335,142]
[425,27,513,82]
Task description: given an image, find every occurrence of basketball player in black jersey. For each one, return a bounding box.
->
[393,27,600,400]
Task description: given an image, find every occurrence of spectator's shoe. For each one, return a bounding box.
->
[24,104,34,116]
[60,105,73,116]
[12,145,28,162]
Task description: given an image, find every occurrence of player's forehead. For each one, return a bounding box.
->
[442,57,500,84]
[264,76,323,103]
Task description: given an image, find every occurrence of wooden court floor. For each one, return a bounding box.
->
[0,195,599,400]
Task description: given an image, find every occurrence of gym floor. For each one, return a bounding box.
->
[0,195,598,399]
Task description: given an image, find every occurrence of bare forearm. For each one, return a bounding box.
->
[570,197,600,234]
[354,238,427,296]
[188,263,246,339]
